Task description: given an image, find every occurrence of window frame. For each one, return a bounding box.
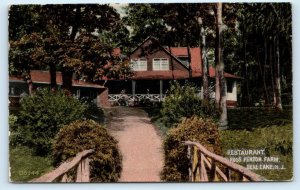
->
[131,58,148,71]
[152,58,169,71]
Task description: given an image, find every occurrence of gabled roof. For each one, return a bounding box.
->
[9,70,105,89]
[130,36,190,71]
[129,36,242,79]
[168,47,201,72]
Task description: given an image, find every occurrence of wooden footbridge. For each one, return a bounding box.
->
[30,141,265,182]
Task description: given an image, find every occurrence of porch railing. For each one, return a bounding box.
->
[184,141,265,182]
[108,94,166,103]
[30,149,94,183]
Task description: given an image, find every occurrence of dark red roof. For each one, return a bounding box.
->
[167,47,242,79]
[133,70,200,80]
[169,47,201,72]
[132,67,241,80]
[9,70,105,89]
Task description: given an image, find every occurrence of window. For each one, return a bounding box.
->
[153,58,169,71]
[131,58,147,71]
[227,81,234,93]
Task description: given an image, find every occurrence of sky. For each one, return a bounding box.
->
[110,3,128,18]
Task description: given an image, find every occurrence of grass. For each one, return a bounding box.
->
[146,106,293,181]
[9,146,53,182]
[220,123,293,181]
[142,105,169,136]
[221,107,293,181]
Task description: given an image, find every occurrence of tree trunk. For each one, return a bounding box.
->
[270,41,276,105]
[274,36,283,111]
[69,5,81,42]
[168,46,175,80]
[61,68,73,95]
[263,40,269,106]
[49,62,57,91]
[215,2,228,128]
[256,39,269,106]
[241,31,250,106]
[200,26,209,101]
[27,78,33,96]
[61,5,81,94]
[186,39,192,79]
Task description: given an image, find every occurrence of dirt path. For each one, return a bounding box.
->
[105,107,163,182]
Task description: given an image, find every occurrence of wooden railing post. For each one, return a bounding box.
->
[225,168,231,181]
[199,153,208,181]
[209,160,216,181]
[183,141,265,182]
[76,158,90,182]
[187,145,193,181]
[193,147,200,181]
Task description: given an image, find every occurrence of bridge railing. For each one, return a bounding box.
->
[30,149,94,183]
[184,141,265,182]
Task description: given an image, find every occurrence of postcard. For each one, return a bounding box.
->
[8,2,292,182]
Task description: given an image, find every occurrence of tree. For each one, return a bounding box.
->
[214,3,228,128]
[9,4,131,94]
[9,33,44,95]
[235,3,291,109]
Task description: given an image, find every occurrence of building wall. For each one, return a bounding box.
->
[97,88,110,107]
[226,81,237,101]
[130,39,188,72]
[200,80,237,107]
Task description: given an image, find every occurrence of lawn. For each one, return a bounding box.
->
[145,106,293,181]
[9,146,53,182]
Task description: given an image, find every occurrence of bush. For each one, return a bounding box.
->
[161,81,217,128]
[161,116,222,181]
[14,88,87,155]
[52,120,122,182]
[9,114,22,147]
[80,97,105,124]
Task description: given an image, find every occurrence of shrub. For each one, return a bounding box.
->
[161,116,222,181]
[9,114,22,147]
[161,81,217,128]
[15,88,87,155]
[52,120,122,182]
[80,97,105,124]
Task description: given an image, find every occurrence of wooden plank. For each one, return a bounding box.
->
[187,145,193,181]
[61,174,68,182]
[203,156,228,181]
[225,168,231,182]
[193,147,200,181]
[82,158,90,182]
[30,149,94,182]
[76,158,90,182]
[209,160,216,181]
[243,176,250,182]
[184,141,265,181]
[200,153,208,181]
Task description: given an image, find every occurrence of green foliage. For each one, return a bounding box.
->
[221,108,293,180]
[9,146,53,182]
[161,116,222,181]
[221,124,293,180]
[52,120,122,182]
[9,114,23,148]
[9,4,132,84]
[80,97,105,124]
[227,107,292,130]
[14,88,87,155]
[160,81,218,128]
